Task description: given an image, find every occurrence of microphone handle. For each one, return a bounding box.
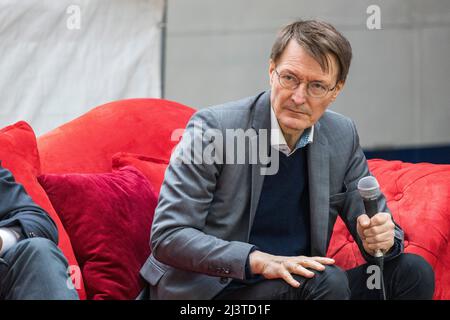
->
[363,198,378,217]
[363,198,383,257]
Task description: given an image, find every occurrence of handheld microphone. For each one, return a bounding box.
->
[357,175,387,300]
[357,176,383,258]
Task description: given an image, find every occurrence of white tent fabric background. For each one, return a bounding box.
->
[0,0,164,136]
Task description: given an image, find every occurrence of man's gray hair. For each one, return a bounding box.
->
[270,20,353,84]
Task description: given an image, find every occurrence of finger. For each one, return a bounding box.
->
[282,261,300,273]
[300,259,326,272]
[366,240,393,251]
[364,230,395,244]
[357,214,371,228]
[363,223,392,237]
[284,261,316,277]
[370,213,391,226]
[291,264,315,278]
[357,223,366,241]
[280,269,301,288]
[310,256,335,265]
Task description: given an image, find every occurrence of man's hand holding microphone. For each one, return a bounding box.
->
[357,212,395,257]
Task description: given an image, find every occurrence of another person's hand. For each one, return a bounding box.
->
[248,250,335,288]
[357,212,395,256]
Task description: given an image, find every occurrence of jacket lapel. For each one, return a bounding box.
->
[248,91,271,239]
[307,121,330,256]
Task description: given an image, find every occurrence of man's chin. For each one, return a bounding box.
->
[279,119,309,134]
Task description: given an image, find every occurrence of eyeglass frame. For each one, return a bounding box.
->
[273,68,338,98]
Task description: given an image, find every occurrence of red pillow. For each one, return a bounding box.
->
[38,166,157,300]
[112,152,169,197]
[0,121,86,299]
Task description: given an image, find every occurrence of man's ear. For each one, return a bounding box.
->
[269,59,276,85]
[331,81,345,102]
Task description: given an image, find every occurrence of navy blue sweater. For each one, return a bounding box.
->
[226,147,311,290]
[249,147,311,257]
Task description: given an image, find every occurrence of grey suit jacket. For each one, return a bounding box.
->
[140,90,404,300]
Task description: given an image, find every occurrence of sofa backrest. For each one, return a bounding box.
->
[37,98,195,174]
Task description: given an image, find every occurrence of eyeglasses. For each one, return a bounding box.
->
[274,69,337,98]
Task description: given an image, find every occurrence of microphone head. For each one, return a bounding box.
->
[357,176,380,200]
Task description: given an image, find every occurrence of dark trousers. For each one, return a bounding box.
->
[214,253,435,300]
[0,238,79,300]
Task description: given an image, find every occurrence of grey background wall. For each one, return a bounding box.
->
[164,0,450,151]
[0,0,164,136]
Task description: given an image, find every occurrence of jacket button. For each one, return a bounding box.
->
[28,232,36,237]
[219,277,229,284]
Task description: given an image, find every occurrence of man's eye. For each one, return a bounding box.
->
[282,75,296,82]
[310,82,326,90]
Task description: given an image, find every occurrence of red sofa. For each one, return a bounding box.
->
[1,98,448,299]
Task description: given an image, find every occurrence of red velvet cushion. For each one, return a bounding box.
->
[112,152,169,197]
[38,166,157,300]
[0,121,86,299]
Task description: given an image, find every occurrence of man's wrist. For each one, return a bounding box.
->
[249,249,270,276]
[248,250,260,275]
[244,246,258,279]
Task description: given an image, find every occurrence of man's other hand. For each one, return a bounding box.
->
[249,250,335,288]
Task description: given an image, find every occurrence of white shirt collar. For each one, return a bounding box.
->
[270,105,314,156]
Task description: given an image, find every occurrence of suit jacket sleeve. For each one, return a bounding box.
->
[150,109,254,280]
[0,165,58,244]
[336,120,404,264]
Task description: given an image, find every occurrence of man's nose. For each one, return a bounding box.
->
[291,83,307,105]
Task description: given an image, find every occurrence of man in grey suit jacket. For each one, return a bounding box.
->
[140,20,434,300]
